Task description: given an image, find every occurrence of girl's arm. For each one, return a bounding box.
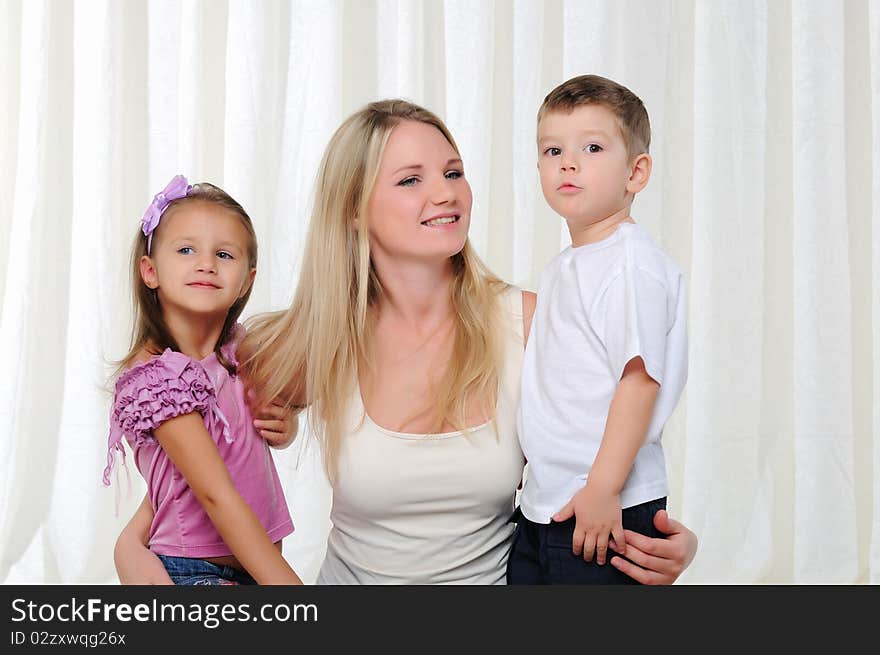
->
[114,494,172,585]
[153,412,302,585]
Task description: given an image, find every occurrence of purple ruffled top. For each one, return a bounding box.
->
[103,328,293,558]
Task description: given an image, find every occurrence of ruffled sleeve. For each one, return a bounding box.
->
[102,349,232,486]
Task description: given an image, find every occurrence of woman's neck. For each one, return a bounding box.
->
[371,255,455,331]
[163,310,226,360]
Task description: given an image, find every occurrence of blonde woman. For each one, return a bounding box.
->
[115,100,697,584]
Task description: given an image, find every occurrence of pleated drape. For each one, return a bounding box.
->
[0,0,876,584]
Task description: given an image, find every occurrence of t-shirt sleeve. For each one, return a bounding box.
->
[102,350,225,486]
[589,264,672,385]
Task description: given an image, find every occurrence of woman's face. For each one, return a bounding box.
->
[365,120,472,265]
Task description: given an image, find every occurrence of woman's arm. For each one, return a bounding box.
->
[114,494,172,585]
[609,510,697,584]
[154,412,302,585]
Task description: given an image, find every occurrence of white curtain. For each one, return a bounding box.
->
[0,0,877,584]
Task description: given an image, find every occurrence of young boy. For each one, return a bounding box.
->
[509,74,688,584]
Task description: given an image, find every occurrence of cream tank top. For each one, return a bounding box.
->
[316,288,526,584]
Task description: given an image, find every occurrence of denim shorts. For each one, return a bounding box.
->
[157,554,258,586]
[506,497,667,585]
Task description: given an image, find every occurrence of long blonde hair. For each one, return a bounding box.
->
[117,183,258,378]
[239,99,509,481]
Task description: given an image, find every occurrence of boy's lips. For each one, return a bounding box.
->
[557,183,582,194]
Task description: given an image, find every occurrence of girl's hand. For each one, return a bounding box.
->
[608,510,697,585]
[253,400,299,449]
[552,482,625,566]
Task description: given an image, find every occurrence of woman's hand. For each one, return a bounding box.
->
[608,510,697,585]
[252,399,300,450]
[114,495,173,585]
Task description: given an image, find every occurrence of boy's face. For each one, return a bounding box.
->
[537,104,645,229]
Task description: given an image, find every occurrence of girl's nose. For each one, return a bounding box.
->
[195,256,217,274]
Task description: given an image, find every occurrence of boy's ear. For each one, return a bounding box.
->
[139,255,158,289]
[626,153,652,194]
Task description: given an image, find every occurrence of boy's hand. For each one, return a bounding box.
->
[553,482,626,565]
[253,400,298,449]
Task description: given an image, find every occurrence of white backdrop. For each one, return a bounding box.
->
[0,0,877,584]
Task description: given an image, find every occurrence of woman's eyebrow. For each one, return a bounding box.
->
[392,158,462,176]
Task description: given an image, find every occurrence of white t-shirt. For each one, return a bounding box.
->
[316,288,526,584]
[518,222,687,523]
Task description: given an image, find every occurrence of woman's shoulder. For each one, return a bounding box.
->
[495,284,536,344]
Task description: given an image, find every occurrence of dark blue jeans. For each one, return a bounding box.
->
[506,497,667,585]
[157,554,258,586]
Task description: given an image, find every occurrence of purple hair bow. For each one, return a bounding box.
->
[141,174,192,254]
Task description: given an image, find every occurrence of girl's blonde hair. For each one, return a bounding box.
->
[239,99,509,482]
[117,183,258,378]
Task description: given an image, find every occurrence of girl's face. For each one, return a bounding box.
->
[365,120,472,265]
[139,200,256,320]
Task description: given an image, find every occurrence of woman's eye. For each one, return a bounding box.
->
[445,170,463,180]
[398,176,419,187]
[585,144,603,153]
[544,147,562,156]
[177,246,194,255]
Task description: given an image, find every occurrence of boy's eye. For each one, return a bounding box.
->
[217,251,234,260]
[544,147,562,157]
[177,246,194,255]
[584,144,603,154]
[398,176,419,187]
[445,170,463,180]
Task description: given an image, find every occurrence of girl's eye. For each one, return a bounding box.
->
[445,170,463,180]
[217,251,234,260]
[177,246,194,255]
[398,176,419,187]
[544,147,562,157]
[584,144,603,154]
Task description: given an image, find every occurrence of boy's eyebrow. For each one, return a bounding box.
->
[391,158,463,175]
[538,128,613,143]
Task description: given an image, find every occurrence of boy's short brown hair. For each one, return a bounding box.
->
[538,74,650,159]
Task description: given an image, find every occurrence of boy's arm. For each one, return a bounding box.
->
[553,356,659,564]
[114,494,173,585]
[153,412,302,585]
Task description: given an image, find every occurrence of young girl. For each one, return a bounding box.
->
[103,175,302,585]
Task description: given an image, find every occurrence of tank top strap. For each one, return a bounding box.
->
[496,285,525,420]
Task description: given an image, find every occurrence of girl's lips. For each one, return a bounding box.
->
[187,282,220,289]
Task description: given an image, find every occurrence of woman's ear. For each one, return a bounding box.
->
[625,153,652,194]
[139,255,158,289]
